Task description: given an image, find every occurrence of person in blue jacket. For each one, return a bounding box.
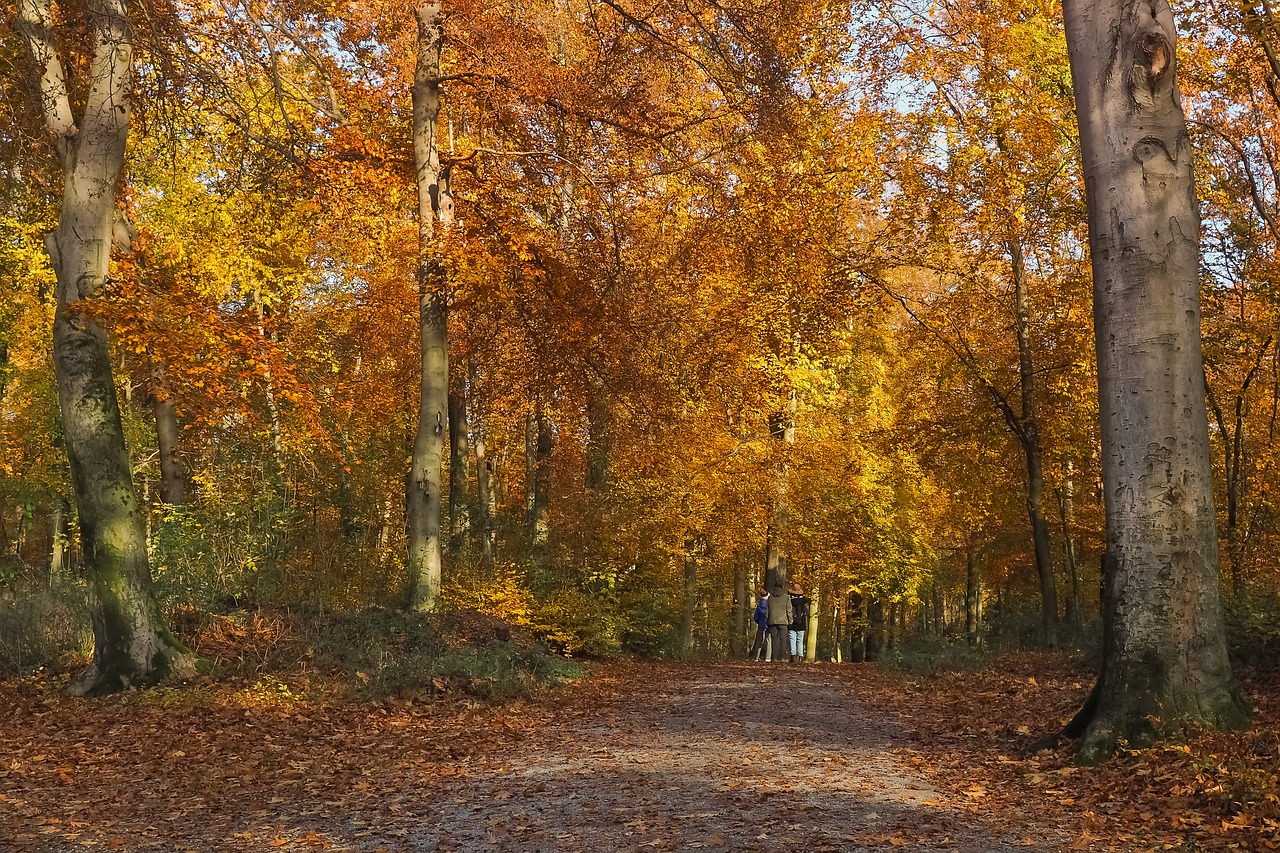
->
[749,591,770,661]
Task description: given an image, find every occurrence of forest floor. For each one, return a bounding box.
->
[1,654,1277,852]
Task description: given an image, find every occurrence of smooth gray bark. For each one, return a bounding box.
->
[17,0,193,694]
[1063,0,1248,760]
[407,0,452,611]
[471,363,495,569]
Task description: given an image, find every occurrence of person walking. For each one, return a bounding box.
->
[766,581,793,665]
[749,591,770,661]
[788,585,811,662]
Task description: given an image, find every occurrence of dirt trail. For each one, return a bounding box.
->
[2,662,1078,852]
[419,662,1066,852]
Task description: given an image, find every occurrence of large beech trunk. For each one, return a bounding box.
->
[17,0,192,694]
[1063,0,1248,760]
[407,0,452,611]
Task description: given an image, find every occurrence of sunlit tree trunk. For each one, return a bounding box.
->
[50,497,70,580]
[17,0,193,694]
[1058,463,1083,627]
[407,0,452,611]
[1063,0,1248,761]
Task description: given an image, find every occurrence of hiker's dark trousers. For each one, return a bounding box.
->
[768,624,789,662]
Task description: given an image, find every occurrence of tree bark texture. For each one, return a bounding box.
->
[448,376,470,551]
[17,0,193,694]
[1063,0,1248,760]
[154,383,184,506]
[407,0,452,612]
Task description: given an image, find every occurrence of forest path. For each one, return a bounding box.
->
[417,662,1067,853]
[0,661,1085,853]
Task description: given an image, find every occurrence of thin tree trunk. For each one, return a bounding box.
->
[586,372,611,492]
[472,364,495,570]
[730,553,747,658]
[679,539,697,657]
[1010,238,1058,645]
[154,378,184,506]
[965,547,981,646]
[531,406,552,567]
[1058,463,1083,627]
[1063,0,1248,760]
[448,376,470,551]
[17,0,192,694]
[866,597,885,661]
[50,497,70,581]
[406,0,452,612]
[805,586,819,661]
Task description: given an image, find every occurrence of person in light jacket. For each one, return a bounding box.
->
[765,581,793,665]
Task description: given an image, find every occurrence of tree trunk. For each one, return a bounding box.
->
[730,553,747,658]
[805,586,818,661]
[848,591,866,662]
[1063,0,1248,760]
[679,540,697,657]
[1010,238,1059,645]
[406,0,452,612]
[531,406,552,567]
[866,597,885,661]
[17,0,193,694]
[473,393,495,570]
[50,497,70,581]
[965,547,981,646]
[448,376,470,552]
[524,410,536,530]
[1058,463,1083,627]
[154,387,184,506]
[586,372,610,492]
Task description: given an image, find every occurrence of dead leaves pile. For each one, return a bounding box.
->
[843,653,1280,851]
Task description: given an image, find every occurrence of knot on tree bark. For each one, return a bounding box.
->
[1127,30,1174,109]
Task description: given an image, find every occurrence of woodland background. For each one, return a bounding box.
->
[3,0,1280,671]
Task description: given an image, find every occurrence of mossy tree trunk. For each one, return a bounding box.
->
[1063,0,1249,761]
[17,0,193,695]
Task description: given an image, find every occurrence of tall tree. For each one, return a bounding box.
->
[1061,0,1249,760]
[407,0,452,611]
[16,0,192,693]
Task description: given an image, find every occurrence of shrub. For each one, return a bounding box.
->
[0,576,91,674]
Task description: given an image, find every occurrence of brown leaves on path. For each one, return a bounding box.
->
[6,657,1275,851]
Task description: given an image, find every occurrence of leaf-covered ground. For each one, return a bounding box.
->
[1,657,1276,851]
